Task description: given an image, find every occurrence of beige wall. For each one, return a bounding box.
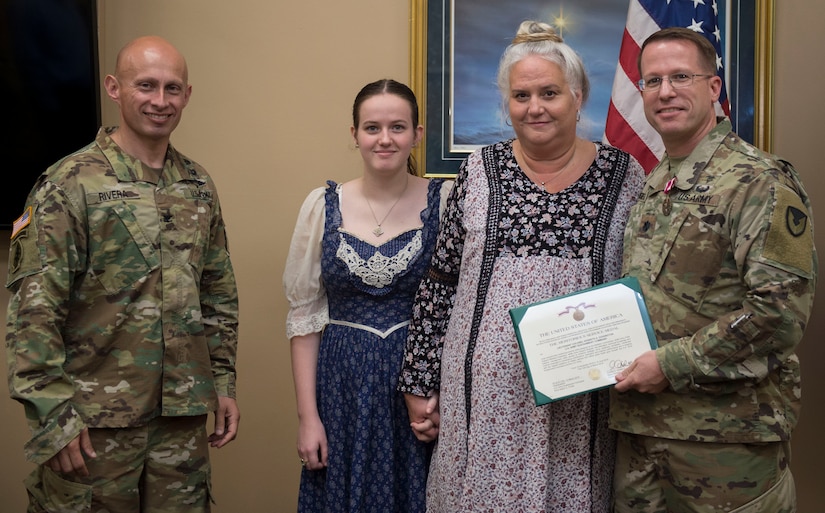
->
[772,0,825,509]
[1,1,822,511]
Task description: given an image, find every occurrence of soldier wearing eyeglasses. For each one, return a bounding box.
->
[611,27,815,513]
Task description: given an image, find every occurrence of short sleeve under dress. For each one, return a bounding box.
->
[284,178,449,513]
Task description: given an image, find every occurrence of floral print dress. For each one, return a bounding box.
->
[286,179,448,513]
[399,141,645,513]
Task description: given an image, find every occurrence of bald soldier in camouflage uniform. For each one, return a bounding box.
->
[6,36,239,512]
[611,28,815,513]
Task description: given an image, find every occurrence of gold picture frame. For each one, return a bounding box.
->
[753,0,775,152]
[409,0,776,177]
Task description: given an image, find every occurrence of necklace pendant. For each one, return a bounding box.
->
[373,226,384,237]
[662,196,672,216]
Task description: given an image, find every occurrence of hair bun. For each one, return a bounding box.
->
[512,21,563,44]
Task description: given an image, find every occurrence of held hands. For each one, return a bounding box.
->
[614,350,669,394]
[404,393,440,442]
[47,427,97,476]
[297,414,328,471]
[209,396,241,448]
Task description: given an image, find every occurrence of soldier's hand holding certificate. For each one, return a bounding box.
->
[509,277,658,405]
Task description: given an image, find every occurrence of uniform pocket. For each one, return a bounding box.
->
[181,196,212,269]
[728,467,796,513]
[25,466,93,513]
[651,209,730,310]
[86,197,160,295]
[161,183,214,271]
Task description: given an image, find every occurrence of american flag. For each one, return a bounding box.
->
[11,206,32,240]
[603,0,730,172]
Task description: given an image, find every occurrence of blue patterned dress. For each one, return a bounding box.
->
[292,179,446,513]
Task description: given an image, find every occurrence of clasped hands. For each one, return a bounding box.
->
[404,393,440,442]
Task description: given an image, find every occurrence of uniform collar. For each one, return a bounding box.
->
[663,117,732,192]
[95,127,203,186]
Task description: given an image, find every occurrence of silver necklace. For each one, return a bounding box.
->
[518,142,578,192]
[365,176,409,237]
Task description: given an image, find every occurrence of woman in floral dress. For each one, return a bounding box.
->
[399,22,645,512]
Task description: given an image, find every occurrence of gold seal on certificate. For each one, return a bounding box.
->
[509,277,658,405]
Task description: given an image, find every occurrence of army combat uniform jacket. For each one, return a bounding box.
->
[6,127,239,464]
[611,118,816,443]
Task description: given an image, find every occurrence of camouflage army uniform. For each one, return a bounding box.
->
[6,127,239,511]
[611,119,816,512]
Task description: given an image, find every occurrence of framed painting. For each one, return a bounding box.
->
[409,0,775,177]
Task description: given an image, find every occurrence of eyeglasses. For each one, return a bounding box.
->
[638,73,714,92]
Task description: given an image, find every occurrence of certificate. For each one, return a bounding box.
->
[509,277,658,405]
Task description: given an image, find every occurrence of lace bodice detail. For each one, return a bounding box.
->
[336,230,423,288]
[320,180,443,330]
[284,179,450,339]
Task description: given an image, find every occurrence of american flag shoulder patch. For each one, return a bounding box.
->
[11,206,32,240]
